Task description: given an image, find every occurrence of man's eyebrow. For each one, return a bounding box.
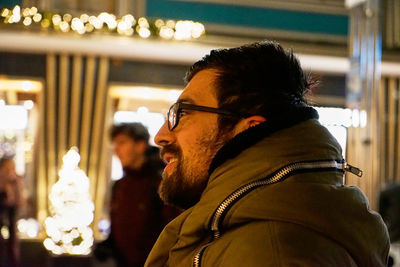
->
[177,98,195,104]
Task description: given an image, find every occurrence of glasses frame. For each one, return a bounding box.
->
[167,102,243,130]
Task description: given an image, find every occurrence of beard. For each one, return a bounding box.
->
[158,128,232,209]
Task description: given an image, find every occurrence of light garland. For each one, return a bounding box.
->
[43,147,95,255]
[17,218,41,238]
[0,5,205,40]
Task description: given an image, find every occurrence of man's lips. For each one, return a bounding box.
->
[164,157,177,172]
[162,153,177,164]
[160,145,181,171]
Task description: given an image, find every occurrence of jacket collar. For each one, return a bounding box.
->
[208,106,319,175]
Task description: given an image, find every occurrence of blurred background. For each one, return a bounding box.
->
[0,0,399,266]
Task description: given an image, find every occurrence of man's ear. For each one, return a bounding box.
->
[233,115,267,135]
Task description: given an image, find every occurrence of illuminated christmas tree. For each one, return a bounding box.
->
[43,147,94,255]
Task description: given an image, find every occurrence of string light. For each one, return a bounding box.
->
[1,8,9,17]
[71,18,85,34]
[0,5,205,40]
[62,13,72,23]
[80,14,89,23]
[59,21,70,32]
[29,7,38,16]
[17,218,41,238]
[52,14,62,26]
[9,5,21,23]
[23,17,32,26]
[22,8,30,17]
[32,13,42,23]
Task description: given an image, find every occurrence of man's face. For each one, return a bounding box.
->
[155,69,234,209]
[112,134,144,169]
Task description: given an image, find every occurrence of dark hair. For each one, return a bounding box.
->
[0,156,14,168]
[185,41,314,129]
[110,123,150,143]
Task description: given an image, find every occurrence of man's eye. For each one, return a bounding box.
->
[178,110,187,117]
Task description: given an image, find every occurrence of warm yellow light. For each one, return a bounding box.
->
[191,22,205,38]
[109,85,181,103]
[0,79,42,92]
[125,28,134,36]
[71,18,85,34]
[17,218,40,238]
[117,20,131,34]
[159,26,174,39]
[98,12,116,29]
[44,148,94,255]
[166,20,175,28]
[59,21,70,32]
[138,17,149,28]
[52,14,62,26]
[1,8,10,17]
[63,13,72,23]
[122,14,135,25]
[168,90,182,102]
[155,19,164,28]
[174,20,193,40]
[29,7,38,16]
[23,17,32,26]
[22,8,30,17]
[89,15,102,29]
[43,238,55,250]
[0,4,206,41]
[1,226,9,239]
[21,81,32,91]
[137,106,149,114]
[80,14,89,23]
[106,19,117,30]
[24,141,33,151]
[24,100,34,110]
[10,5,21,23]
[41,19,50,28]
[12,5,20,15]
[138,27,151,38]
[85,23,94,32]
[27,229,37,238]
[32,13,42,22]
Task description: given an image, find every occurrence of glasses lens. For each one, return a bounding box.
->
[168,103,178,130]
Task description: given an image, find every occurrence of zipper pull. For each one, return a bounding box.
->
[343,162,363,177]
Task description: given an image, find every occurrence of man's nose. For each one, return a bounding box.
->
[154,121,173,146]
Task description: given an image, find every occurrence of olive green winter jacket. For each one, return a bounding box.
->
[145,107,389,267]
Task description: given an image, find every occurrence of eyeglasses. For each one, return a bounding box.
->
[167,102,243,130]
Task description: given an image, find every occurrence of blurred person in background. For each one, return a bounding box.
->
[379,183,400,266]
[0,156,26,267]
[94,122,180,267]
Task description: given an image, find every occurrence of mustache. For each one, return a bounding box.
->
[160,144,181,159]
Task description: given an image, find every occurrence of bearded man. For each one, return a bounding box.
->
[146,41,389,267]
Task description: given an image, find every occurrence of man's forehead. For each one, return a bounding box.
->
[114,133,132,141]
[178,69,218,105]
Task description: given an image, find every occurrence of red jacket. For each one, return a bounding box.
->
[109,150,180,266]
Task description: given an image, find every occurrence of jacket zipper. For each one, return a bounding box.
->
[192,160,361,267]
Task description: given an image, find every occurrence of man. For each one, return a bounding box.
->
[145,41,389,266]
[94,123,180,267]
